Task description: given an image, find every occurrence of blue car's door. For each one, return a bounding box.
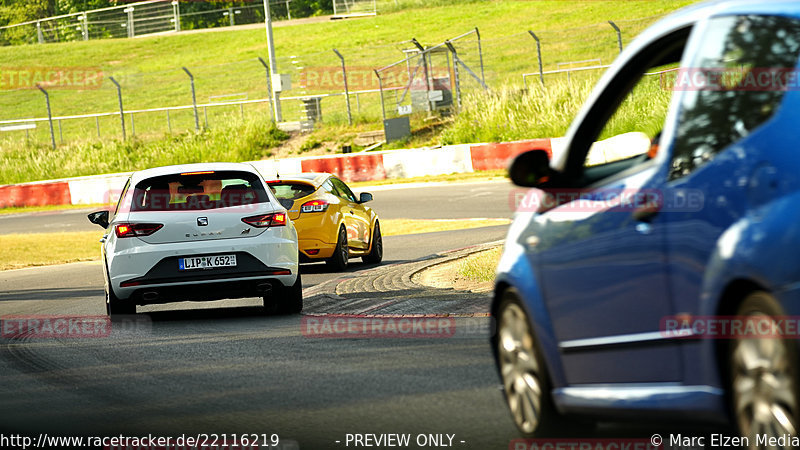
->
[527,27,695,385]
[533,162,680,385]
[661,15,800,339]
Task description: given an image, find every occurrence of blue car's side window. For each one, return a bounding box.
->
[669,15,800,180]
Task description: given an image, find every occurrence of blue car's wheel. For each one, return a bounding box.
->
[731,291,800,443]
[497,289,561,435]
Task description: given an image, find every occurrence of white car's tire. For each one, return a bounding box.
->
[263,274,302,315]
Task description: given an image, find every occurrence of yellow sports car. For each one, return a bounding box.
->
[267,173,382,270]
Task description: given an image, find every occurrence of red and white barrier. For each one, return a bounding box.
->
[0,138,557,208]
[383,144,473,179]
[299,153,386,182]
[0,181,72,209]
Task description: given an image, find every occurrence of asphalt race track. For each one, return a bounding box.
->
[0,181,527,449]
[0,180,720,448]
[0,180,517,235]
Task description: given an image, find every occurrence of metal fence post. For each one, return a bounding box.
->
[444,42,462,109]
[285,0,291,20]
[333,48,352,125]
[58,119,63,143]
[108,76,126,140]
[96,116,100,138]
[258,57,276,123]
[167,110,172,133]
[182,67,200,131]
[375,70,386,121]
[125,6,134,38]
[262,0,282,123]
[411,38,433,111]
[528,31,544,86]
[36,84,56,150]
[172,1,181,32]
[446,40,487,91]
[475,27,485,87]
[36,21,43,44]
[82,13,88,40]
[609,21,623,53]
[130,113,135,136]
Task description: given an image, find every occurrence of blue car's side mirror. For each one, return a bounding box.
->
[508,149,552,188]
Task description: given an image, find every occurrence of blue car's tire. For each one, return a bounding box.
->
[496,288,564,436]
[730,291,800,440]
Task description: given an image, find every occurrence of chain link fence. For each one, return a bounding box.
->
[0,0,295,46]
[0,13,670,149]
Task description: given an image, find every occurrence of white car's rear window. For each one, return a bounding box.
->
[130,170,269,211]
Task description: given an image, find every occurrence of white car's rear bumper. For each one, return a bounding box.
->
[106,226,298,303]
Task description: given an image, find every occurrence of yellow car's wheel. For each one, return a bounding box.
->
[326,226,349,271]
[362,221,383,264]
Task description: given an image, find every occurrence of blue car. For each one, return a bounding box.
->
[493,0,800,442]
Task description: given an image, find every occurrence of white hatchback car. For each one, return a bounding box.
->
[87,163,301,316]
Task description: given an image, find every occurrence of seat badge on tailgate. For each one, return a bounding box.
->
[197,217,208,226]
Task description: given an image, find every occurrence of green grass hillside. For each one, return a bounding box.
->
[0,0,698,185]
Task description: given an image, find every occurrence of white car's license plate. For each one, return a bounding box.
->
[179,254,237,270]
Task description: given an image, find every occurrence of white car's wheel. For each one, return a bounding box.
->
[263,274,302,315]
[106,284,134,317]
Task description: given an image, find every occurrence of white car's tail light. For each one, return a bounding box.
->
[301,200,329,213]
[242,213,287,228]
[115,223,163,238]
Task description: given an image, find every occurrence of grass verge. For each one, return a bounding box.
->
[349,169,507,189]
[381,218,510,237]
[0,118,289,185]
[0,219,511,270]
[0,203,109,215]
[458,246,503,283]
[0,231,104,270]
